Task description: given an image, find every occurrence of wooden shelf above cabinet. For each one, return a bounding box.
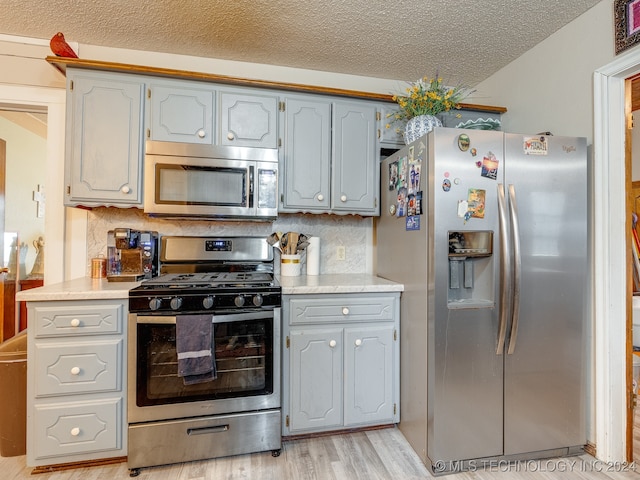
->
[46,56,507,114]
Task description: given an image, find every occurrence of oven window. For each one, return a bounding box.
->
[136,317,272,406]
[156,164,247,206]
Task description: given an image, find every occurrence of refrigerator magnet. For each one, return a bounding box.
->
[406,215,420,231]
[398,156,408,189]
[480,152,499,180]
[442,178,452,192]
[467,188,486,218]
[523,136,548,155]
[409,163,421,194]
[389,161,398,190]
[408,194,419,216]
[457,200,469,218]
[396,186,408,216]
[458,134,470,151]
[470,147,477,156]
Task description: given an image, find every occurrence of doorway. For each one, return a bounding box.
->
[0,84,70,331]
[0,109,47,341]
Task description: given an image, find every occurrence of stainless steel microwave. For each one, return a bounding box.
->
[144,141,278,220]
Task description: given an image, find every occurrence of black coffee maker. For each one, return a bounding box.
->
[107,228,159,282]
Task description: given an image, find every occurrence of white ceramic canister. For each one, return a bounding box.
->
[281,254,301,276]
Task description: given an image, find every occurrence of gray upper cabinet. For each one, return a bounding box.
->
[219,89,279,148]
[147,81,279,148]
[378,103,405,146]
[281,97,332,211]
[65,69,144,207]
[331,101,378,215]
[280,96,379,215]
[147,80,215,144]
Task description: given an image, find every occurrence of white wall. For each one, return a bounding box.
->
[471,1,613,143]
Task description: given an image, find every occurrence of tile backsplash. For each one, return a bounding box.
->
[86,207,373,276]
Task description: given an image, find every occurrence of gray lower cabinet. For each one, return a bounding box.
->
[26,299,127,467]
[282,293,400,435]
[65,69,144,207]
[280,97,379,215]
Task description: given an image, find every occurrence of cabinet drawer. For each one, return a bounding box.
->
[289,296,396,325]
[33,302,123,337]
[34,339,122,397]
[32,397,123,460]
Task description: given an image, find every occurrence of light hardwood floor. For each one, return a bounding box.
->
[2,426,639,480]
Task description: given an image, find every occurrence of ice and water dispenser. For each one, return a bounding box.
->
[447,230,494,306]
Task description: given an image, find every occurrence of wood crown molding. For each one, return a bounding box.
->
[46,56,507,114]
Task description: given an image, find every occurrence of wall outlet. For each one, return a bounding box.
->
[337,246,346,260]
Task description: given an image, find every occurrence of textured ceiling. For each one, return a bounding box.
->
[1,0,601,86]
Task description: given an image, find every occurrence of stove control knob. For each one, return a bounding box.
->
[203,296,215,309]
[253,294,264,307]
[149,298,162,311]
[170,297,183,310]
[234,295,245,307]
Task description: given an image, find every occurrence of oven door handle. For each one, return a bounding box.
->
[135,310,276,325]
[187,424,229,436]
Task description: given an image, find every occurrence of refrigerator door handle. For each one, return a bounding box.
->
[496,183,509,355]
[506,184,522,355]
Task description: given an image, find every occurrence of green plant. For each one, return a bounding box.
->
[386,74,470,129]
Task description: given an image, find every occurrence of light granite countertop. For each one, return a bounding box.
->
[15,276,140,302]
[15,274,403,302]
[278,273,403,295]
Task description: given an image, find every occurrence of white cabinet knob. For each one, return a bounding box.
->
[70,318,80,327]
[121,185,131,194]
[355,339,362,347]
[317,194,324,202]
[198,129,206,138]
[342,307,350,315]
[340,194,347,202]
[70,366,80,376]
[70,427,80,437]
[329,340,337,348]
[227,132,235,140]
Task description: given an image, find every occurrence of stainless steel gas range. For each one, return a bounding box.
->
[127,236,282,476]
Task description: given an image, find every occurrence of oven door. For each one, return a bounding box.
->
[128,308,281,424]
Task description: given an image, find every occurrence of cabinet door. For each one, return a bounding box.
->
[379,104,406,146]
[66,71,144,206]
[219,90,278,148]
[332,101,378,214]
[344,324,395,426]
[289,328,342,432]
[34,338,122,397]
[281,97,331,211]
[32,397,123,460]
[148,81,214,144]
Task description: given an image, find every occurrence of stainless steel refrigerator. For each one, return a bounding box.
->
[375,127,587,474]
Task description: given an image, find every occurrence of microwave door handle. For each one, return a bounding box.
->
[248,166,254,208]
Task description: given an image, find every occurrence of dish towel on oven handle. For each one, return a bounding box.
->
[176,314,217,385]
